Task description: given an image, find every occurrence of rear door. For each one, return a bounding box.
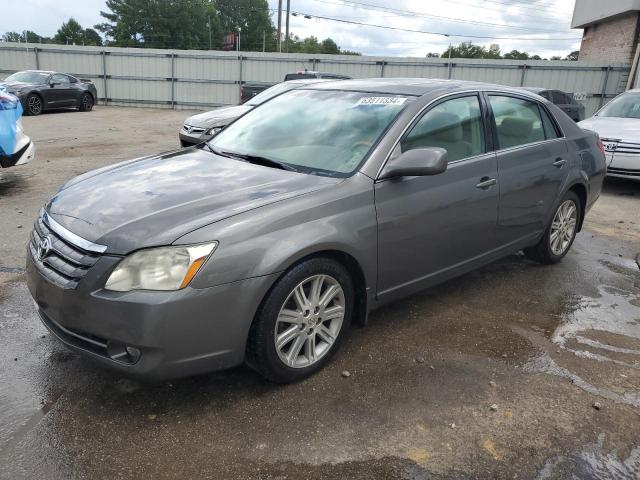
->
[375,93,499,299]
[487,94,569,247]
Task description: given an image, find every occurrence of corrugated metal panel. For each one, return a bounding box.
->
[0,42,630,116]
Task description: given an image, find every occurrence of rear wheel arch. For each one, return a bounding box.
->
[567,182,587,231]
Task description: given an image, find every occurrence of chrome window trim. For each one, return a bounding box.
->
[42,210,107,253]
[374,89,483,180]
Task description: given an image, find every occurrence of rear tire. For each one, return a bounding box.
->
[247,257,354,383]
[25,94,43,116]
[79,93,94,112]
[524,191,581,264]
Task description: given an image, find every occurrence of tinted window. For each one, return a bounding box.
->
[489,96,546,149]
[401,95,485,162]
[284,73,317,80]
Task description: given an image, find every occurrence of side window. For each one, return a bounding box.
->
[489,96,546,149]
[539,106,561,140]
[539,91,552,101]
[401,95,485,162]
[51,74,69,85]
[67,75,78,84]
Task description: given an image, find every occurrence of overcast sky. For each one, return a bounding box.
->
[1,0,582,58]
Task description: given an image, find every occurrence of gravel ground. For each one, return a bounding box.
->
[1,106,639,480]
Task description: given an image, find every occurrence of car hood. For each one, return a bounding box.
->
[578,116,640,141]
[184,105,252,128]
[46,147,340,254]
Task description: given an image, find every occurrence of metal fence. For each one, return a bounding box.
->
[0,42,631,116]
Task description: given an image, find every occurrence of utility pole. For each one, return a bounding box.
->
[208,16,212,50]
[277,0,283,52]
[285,0,291,53]
[237,27,241,52]
[262,30,266,52]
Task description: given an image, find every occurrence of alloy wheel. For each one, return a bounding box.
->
[82,94,93,110]
[550,200,577,256]
[274,274,345,369]
[28,96,42,115]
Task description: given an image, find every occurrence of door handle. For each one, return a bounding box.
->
[553,158,567,168]
[476,177,497,190]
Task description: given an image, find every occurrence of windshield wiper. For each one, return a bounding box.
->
[220,150,299,172]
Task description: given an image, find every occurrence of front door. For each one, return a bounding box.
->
[487,94,570,247]
[375,94,499,300]
[46,74,75,108]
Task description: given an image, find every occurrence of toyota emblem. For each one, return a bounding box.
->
[37,236,53,261]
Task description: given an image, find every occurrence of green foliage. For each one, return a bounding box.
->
[96,0,222,49]
[53,18,85,45]
[216,0,274,51]
[503,49,530,60]
[565,50,579,61]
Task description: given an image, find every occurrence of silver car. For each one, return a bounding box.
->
[579,89,640,181]
[27,79,605,383]
[179,79,331,147]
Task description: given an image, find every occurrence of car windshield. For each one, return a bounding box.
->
[245,82,302,106]
[209,89,414,176]
[598,92,640,119]
[5,71,50,84]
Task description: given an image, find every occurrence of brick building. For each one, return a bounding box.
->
[572,0,640,64]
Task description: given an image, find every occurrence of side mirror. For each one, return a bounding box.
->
[379,147,448,179]
[49,82,59,87]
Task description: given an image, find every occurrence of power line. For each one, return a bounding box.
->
[292,11,583,41]
[306,0,574,34]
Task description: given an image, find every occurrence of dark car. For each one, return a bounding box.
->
[520,87,585,122]
[0,70,97,116]
[241,70,351,103]
[27,79,605,383]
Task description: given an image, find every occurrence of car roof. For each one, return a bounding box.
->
[307,78,548,98]
[22,70,55,74]
[519,87,548,93]
[284,78,335,85]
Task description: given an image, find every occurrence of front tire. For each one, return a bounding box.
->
[524,191,581,264]
[247,257,354,383]
[25,94,43,116]
[79,93,94,112]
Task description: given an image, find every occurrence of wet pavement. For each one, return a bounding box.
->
[1,107,640,479]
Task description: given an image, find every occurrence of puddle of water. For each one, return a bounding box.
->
[524,353,640,407]
[552,284,640,367]
[536,434,640,480]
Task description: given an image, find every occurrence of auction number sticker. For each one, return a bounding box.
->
[356,96,407,106]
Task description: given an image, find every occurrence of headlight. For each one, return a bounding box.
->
[105,242,217,292]
[206,126,223,136]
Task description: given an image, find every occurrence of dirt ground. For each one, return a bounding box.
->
[1,106,639,480]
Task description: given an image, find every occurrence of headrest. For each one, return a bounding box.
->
[499,116,533,138]
[423,112,463,142]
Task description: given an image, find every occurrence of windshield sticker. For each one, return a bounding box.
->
[355,96,407,106]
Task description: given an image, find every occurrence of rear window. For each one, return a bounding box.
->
[284,73,317,81]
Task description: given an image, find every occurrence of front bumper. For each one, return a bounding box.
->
[179,130,213,148]
[607,153,640,181]
[27,250,278,380]
[1,140,34,168]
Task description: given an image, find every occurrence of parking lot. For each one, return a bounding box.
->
[1,106,639,479]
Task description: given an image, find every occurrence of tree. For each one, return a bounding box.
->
[442,42,487,59]
[97,0,221,49]
[2,31,23,42]
[503,49,530,60]
[565,50,579,61]
[485,44,502,59]
[216,0,274,51]
[550,55,562,61]
[426,52,440,58]
[82,28,103,46]
[320,38,340,55]
[53,18,86,45]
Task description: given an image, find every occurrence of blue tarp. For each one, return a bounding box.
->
[0,92,23,156]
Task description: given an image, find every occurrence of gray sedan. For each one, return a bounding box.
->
[27,79,606,382]
[179,79,331,147]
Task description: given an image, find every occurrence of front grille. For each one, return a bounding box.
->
[182,124,205,135]
[608,167,640,177]
[29,215,101,289]
[614,141,640,155]
[38,308,109,357]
